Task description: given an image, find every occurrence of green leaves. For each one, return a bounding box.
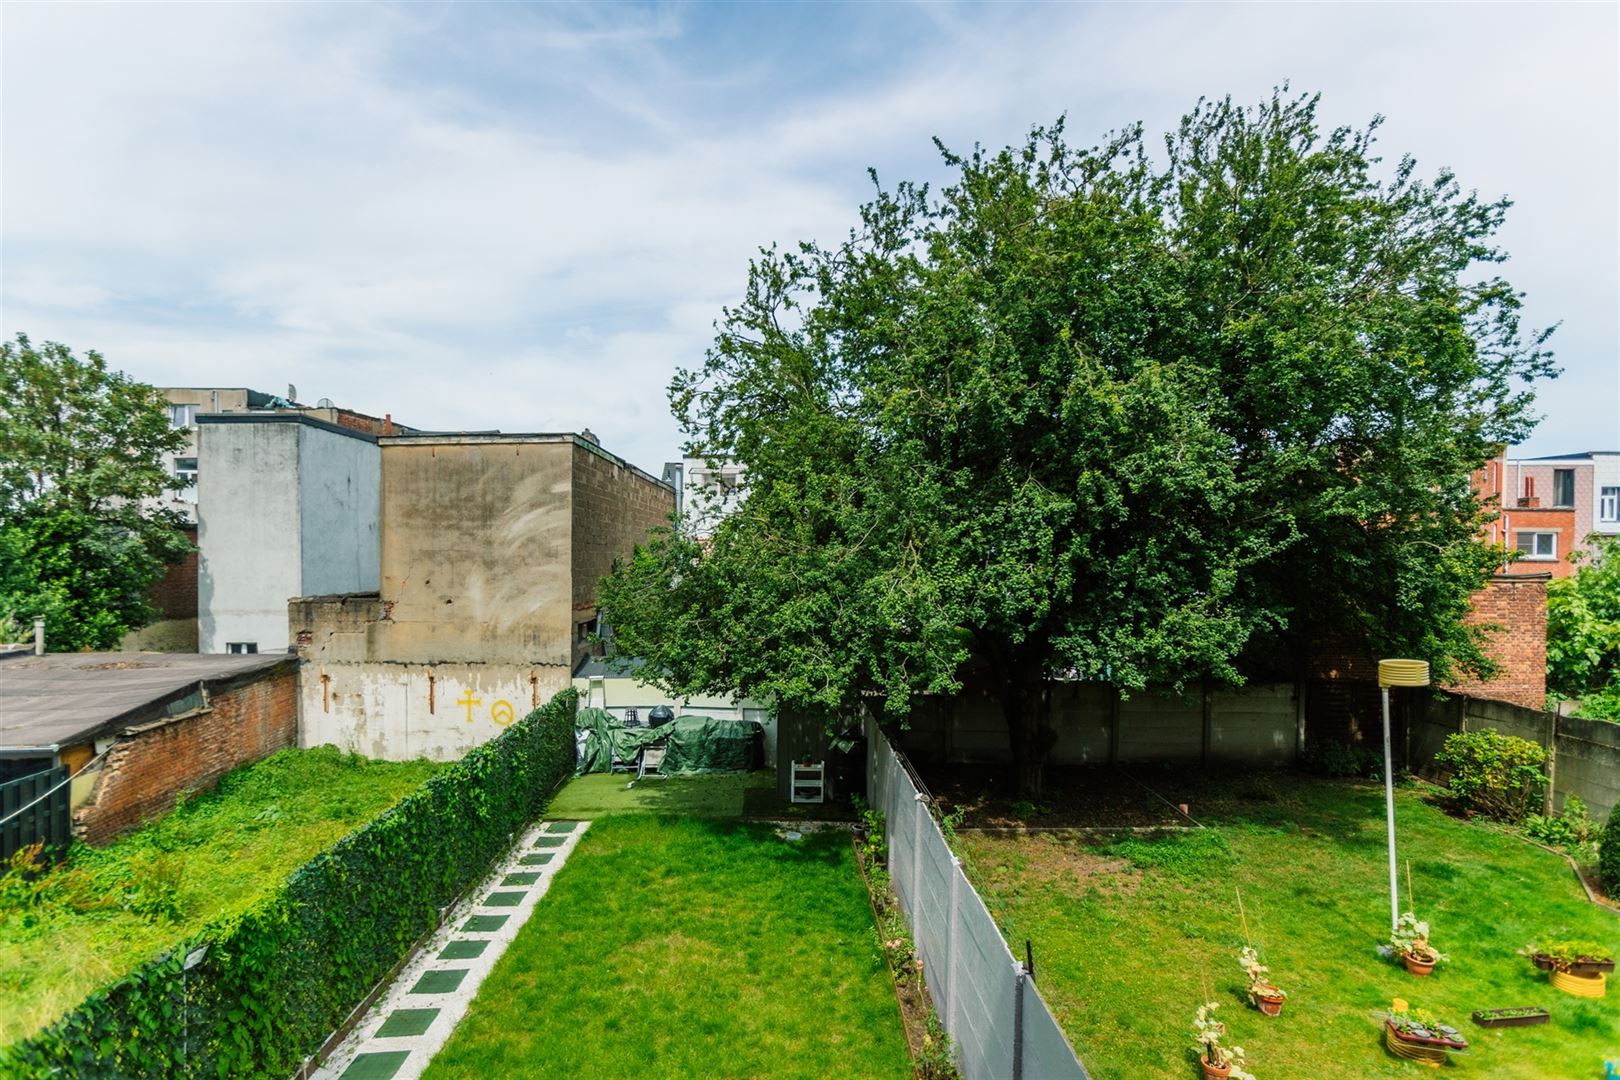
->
[606,90,1552,792]
[0,333,194,649]
[1547,537,1620,714]
[0,691,578,1079]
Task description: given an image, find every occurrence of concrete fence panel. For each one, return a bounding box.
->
[867,720,1089,1080]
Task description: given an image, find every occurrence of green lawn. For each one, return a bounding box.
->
[546,771,774,818]
[957,773,1620,1079]
[424,815,912,1080]
[0,745,443,1044]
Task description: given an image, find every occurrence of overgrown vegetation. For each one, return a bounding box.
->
[1432,729,1548,821]
[957,772,1620,1078]
[423,815,913,1080]
[0,746,442,1045]
[1,690,577,1078]
[1547,536,1620,721]
[1599,807,1620,895]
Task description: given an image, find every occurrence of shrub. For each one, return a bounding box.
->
[1432,729,1548,821]
[1600,807,1620,896]
[1526,795,1596,850]
[0,689,579,1079]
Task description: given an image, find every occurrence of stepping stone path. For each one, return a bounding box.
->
[311,819,589,1080]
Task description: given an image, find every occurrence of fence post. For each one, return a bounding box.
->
[1012,963,1026,1080]
[1545,708,1558,816]
[911,792,926,910]
[947,856,961,1038]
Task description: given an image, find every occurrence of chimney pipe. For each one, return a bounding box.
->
[33,616,44,655]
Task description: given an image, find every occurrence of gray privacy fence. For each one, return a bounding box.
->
[1,766,72,862]
[866,719,1089,1080]
[1409,692,1620,820]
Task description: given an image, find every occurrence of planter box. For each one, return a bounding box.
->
[1471,1008,1550,1029]
[1385,1019,1468,1050]
[1530,952,1615,974]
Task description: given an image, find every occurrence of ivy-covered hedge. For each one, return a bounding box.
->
[1,688,579,1079]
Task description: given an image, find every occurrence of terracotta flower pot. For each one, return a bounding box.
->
[1252,986,1285,1016]
[1402,947,1438,977]
[1199,1055,1232,1080]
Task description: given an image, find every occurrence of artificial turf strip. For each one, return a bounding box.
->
[376,1008,439,1037]
[545,821,577,833]
[502,872,541,886]
[437,940,488,960]
[532,836,566,849]
[409,970,468,995]
[338,1050,411,1080]
[461,914,509,932]
[957,772,1620,1080]
[422,815,911,1080]
[518,853,554,866]
[483,891,526,907]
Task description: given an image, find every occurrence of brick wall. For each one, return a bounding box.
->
[1442,575,1548,708]
[148,525,199,619]
[75,662,298,844]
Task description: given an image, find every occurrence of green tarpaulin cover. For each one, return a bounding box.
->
[574,708,759,775]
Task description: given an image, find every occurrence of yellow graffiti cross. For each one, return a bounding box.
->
[457,689,483,724]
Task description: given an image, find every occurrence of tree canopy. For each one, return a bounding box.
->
[599,91,1555,795]
[0,334,192,650]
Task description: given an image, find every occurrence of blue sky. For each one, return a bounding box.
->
[2,1,1615,473]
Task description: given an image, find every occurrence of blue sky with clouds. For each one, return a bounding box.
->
[3,1,1615,473]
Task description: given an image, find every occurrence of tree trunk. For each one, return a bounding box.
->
[1000,663,1057,800]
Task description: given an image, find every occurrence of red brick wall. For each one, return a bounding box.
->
[1498,505,1578,578]
[1442,575,1548,708]
[148,525,199,619]
[75,664,297,844]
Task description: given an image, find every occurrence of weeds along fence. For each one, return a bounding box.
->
[0,689,580,1080]
[866,719,1089,1080]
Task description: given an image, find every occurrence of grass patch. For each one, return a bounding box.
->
[0,745,442,1044]
[545,771,773,819]
[423,815,911,1079]
[957,772,1620,1079]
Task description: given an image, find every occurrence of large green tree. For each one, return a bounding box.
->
[0,334,192,650]
[600,92,1554,795]
[1547,536,1620,720]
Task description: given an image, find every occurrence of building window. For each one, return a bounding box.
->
[227,642,258,654]
[1515,531,1557,560]
[1553,468,1575,508]
[169,404,197,429]
[1601,487,1619,522]
[174,457,198,502]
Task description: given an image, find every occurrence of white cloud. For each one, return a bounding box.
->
[2,0,1615,473]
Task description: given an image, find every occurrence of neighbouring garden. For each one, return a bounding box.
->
[423,812,913,1080]
[0,746,444,1045]
[951,769,1620,1078]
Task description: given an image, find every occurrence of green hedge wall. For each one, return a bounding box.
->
[1,688,579,1079]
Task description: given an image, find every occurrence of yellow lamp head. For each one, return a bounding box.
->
[1378,659,1431,688]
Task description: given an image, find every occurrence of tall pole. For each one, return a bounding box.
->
[1381,685,1400,931]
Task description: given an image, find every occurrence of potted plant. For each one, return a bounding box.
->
[1390,911,1446,977]
[1238,946,1286,1016]
[1383,999,1468,1065]
[1192,1001,1255,1080]
[1525,939,1614,998]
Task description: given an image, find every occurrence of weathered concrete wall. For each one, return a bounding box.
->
[898,682,1298,766]
[376,438,574,665]
[298,423,380,596]
[198,417,380,654]
[1411,692,1620,820]
[198,422,302,653]
[75,661,297,844]
[299,659,570,761]
[570,443,675,667]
